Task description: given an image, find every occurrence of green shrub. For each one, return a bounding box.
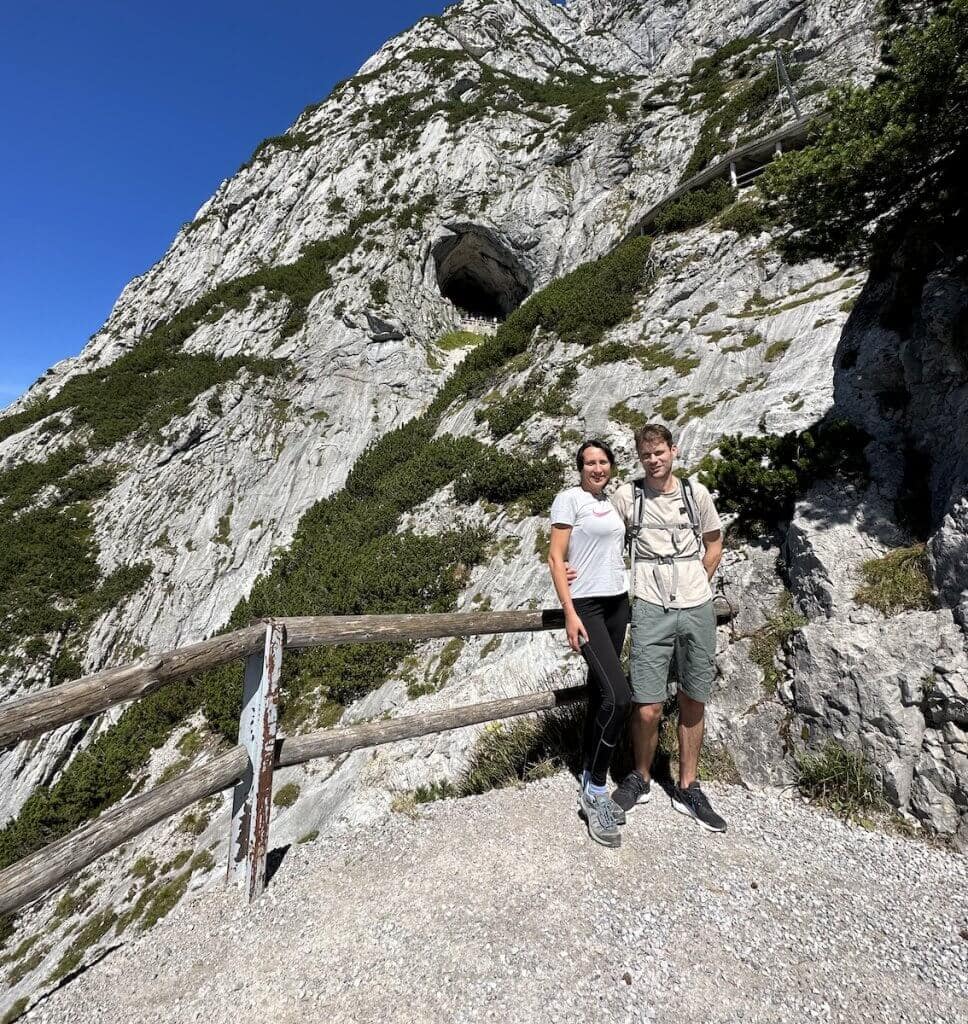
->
[681,67,779,181]
[699,420,869,535]
[855,544,935,615]
[273,782,301,808]
[453,447,562,513]
[394,194,436,230]
[369,278,389,305]
[796,742,884,818]
[761,1,968,265]
[653,181,736,234]
[414,780,458,803]
[241,131,316,170]
[718,200,771,236]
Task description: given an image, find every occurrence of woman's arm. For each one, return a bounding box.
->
[547,524,587,651]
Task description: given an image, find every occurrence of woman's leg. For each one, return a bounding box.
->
[574,596,632,788]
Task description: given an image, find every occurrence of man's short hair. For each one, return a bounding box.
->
[634,423,674,450]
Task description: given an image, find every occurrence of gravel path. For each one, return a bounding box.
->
[26,775,968,1024]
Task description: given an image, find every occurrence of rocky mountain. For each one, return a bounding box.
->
[1,0,965,1014]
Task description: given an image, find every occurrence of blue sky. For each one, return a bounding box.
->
[0,0,457,404]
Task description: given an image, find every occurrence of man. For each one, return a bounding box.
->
[610,423,726,832]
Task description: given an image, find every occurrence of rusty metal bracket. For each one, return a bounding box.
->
[227,619,285,901]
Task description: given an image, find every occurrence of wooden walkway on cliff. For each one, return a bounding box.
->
[624,115,820,243]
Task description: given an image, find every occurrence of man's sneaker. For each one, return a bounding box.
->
[611,770,652,814]
[579,788,621,848]
[671,781,727,832]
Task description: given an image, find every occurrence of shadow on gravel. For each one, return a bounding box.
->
[266,843,292,886]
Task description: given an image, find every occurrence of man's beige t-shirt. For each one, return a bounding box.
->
[611,476,721,608]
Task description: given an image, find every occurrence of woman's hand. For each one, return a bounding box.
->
[565,610,588,652]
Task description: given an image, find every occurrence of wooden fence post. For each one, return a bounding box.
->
[226,619,285,901]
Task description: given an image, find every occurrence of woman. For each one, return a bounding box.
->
[547,439,631,848]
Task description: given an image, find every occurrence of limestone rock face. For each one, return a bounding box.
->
[7,0,968,1009]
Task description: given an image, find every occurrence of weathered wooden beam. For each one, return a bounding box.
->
[0,625,267,749]
[281,609,565,649]
[0,678,587,915]
[0,611,565,748]
[227,622,284,901]
[0,746,248,918]
[276,682,587,767]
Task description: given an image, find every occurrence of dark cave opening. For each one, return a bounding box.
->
[431,224,532,320]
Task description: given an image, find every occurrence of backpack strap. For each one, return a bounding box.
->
[680,476,703,548]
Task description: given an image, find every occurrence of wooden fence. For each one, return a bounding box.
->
[0,609,575,915]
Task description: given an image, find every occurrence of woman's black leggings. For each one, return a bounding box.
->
[572,594,632,787]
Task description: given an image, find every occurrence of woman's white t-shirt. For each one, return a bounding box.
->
[549,486,627,599]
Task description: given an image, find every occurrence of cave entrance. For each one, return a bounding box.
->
[431,224,532,321]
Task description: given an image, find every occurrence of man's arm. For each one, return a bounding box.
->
[702,530,722,581]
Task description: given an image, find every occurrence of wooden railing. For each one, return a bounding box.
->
[0,609,575,915]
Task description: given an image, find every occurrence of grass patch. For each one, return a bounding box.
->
[47,909,116,983]
[297,830,319,844]
[6,949,45,987]
[718,200,771,236]
[139,872,190,931]
[273,782,301,808]
[723,332,763,352]
[436,331,484,351]
[854,544,935,615]
[763,339,792,362]
[796,742,884,819]
[748,592,807,693]
[459,707,583,796]
[1,998,28,1023]
[609,400,648,431]
[656,395,679,421]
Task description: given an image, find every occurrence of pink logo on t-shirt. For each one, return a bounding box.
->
[592,508,612,517]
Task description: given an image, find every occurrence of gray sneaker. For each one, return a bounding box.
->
[579,788,621,848]
[577,778,626,825]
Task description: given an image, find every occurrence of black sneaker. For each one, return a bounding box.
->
[611,770,652,814]
[671,782,727,832]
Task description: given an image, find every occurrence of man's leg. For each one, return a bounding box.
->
[676,691,705,789]
[630,701,663,780]
[670,601,726,831]
[613,600,676,812]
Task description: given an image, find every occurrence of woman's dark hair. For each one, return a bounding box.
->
[575,439,616,472]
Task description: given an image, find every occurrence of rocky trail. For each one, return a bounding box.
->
[27,774,968,1024]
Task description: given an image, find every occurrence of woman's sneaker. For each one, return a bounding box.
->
[611,770,652,814]
[578,789,621,848]
[671,781,727,832]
